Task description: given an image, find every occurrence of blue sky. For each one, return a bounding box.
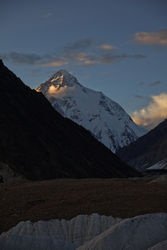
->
[1,0,167,128]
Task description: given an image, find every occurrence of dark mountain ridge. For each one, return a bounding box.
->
[0,60,138,180]
[117,118,167,170]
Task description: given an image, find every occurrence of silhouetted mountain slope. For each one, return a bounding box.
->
[117,119,167,170]
[0,60,138,179]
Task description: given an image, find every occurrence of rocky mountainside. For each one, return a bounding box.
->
[0,60,138,180]
[36,70,144,153]
[117,119,167,170]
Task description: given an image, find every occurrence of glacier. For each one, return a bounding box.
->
[0,213,167,250]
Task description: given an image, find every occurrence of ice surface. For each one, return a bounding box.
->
[0,213,166,250]
[77,213,167,250]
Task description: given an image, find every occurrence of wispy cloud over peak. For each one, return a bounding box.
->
[65,52,89,61]
[79,59,100,66]
[0,36,146,69]
[97,44,116,51]
[40,60,67,67]
[133,30,167,46]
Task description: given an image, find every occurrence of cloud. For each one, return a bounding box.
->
[64,52,89,61]
[48,85,67,95]
[40,59,67,67]
[100,53,126,64]
[132,93,167,129]
[63,49,146,66]
[41,61,66,67]
[0,50,146,68]
[0,52,67,67]
[0,38,146,68]
[75,52,145,66]
[64,51,99,66]
[133,30,167,46]
[97,44,116,51]
[79,59,100,66]
[48,85,74,97]
[0,52,42,65]
[100,53,146,65]
[64,39,93,52]
[149,80,161,87]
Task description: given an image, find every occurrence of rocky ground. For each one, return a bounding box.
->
[0,177,167,234]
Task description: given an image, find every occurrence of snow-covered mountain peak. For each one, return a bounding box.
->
[36,70,145,152]
[36,69,80,94]
[49,69,79,87]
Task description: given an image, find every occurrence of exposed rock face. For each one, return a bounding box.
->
[0,213,166,250]
[0,60,138,179]
[117,119,167,170]
[36,70,145,153]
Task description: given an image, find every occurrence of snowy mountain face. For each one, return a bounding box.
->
[36,70,145,152]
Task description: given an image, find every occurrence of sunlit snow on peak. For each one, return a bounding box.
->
[37,70,145,152]
[49,69,78,87]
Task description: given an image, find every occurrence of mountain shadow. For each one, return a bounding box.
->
[0,60,139,180]
[117,119,167,170]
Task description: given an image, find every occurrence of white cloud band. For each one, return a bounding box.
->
[132,93,167,129]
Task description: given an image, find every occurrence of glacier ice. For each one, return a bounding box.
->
[0,213,166,250]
